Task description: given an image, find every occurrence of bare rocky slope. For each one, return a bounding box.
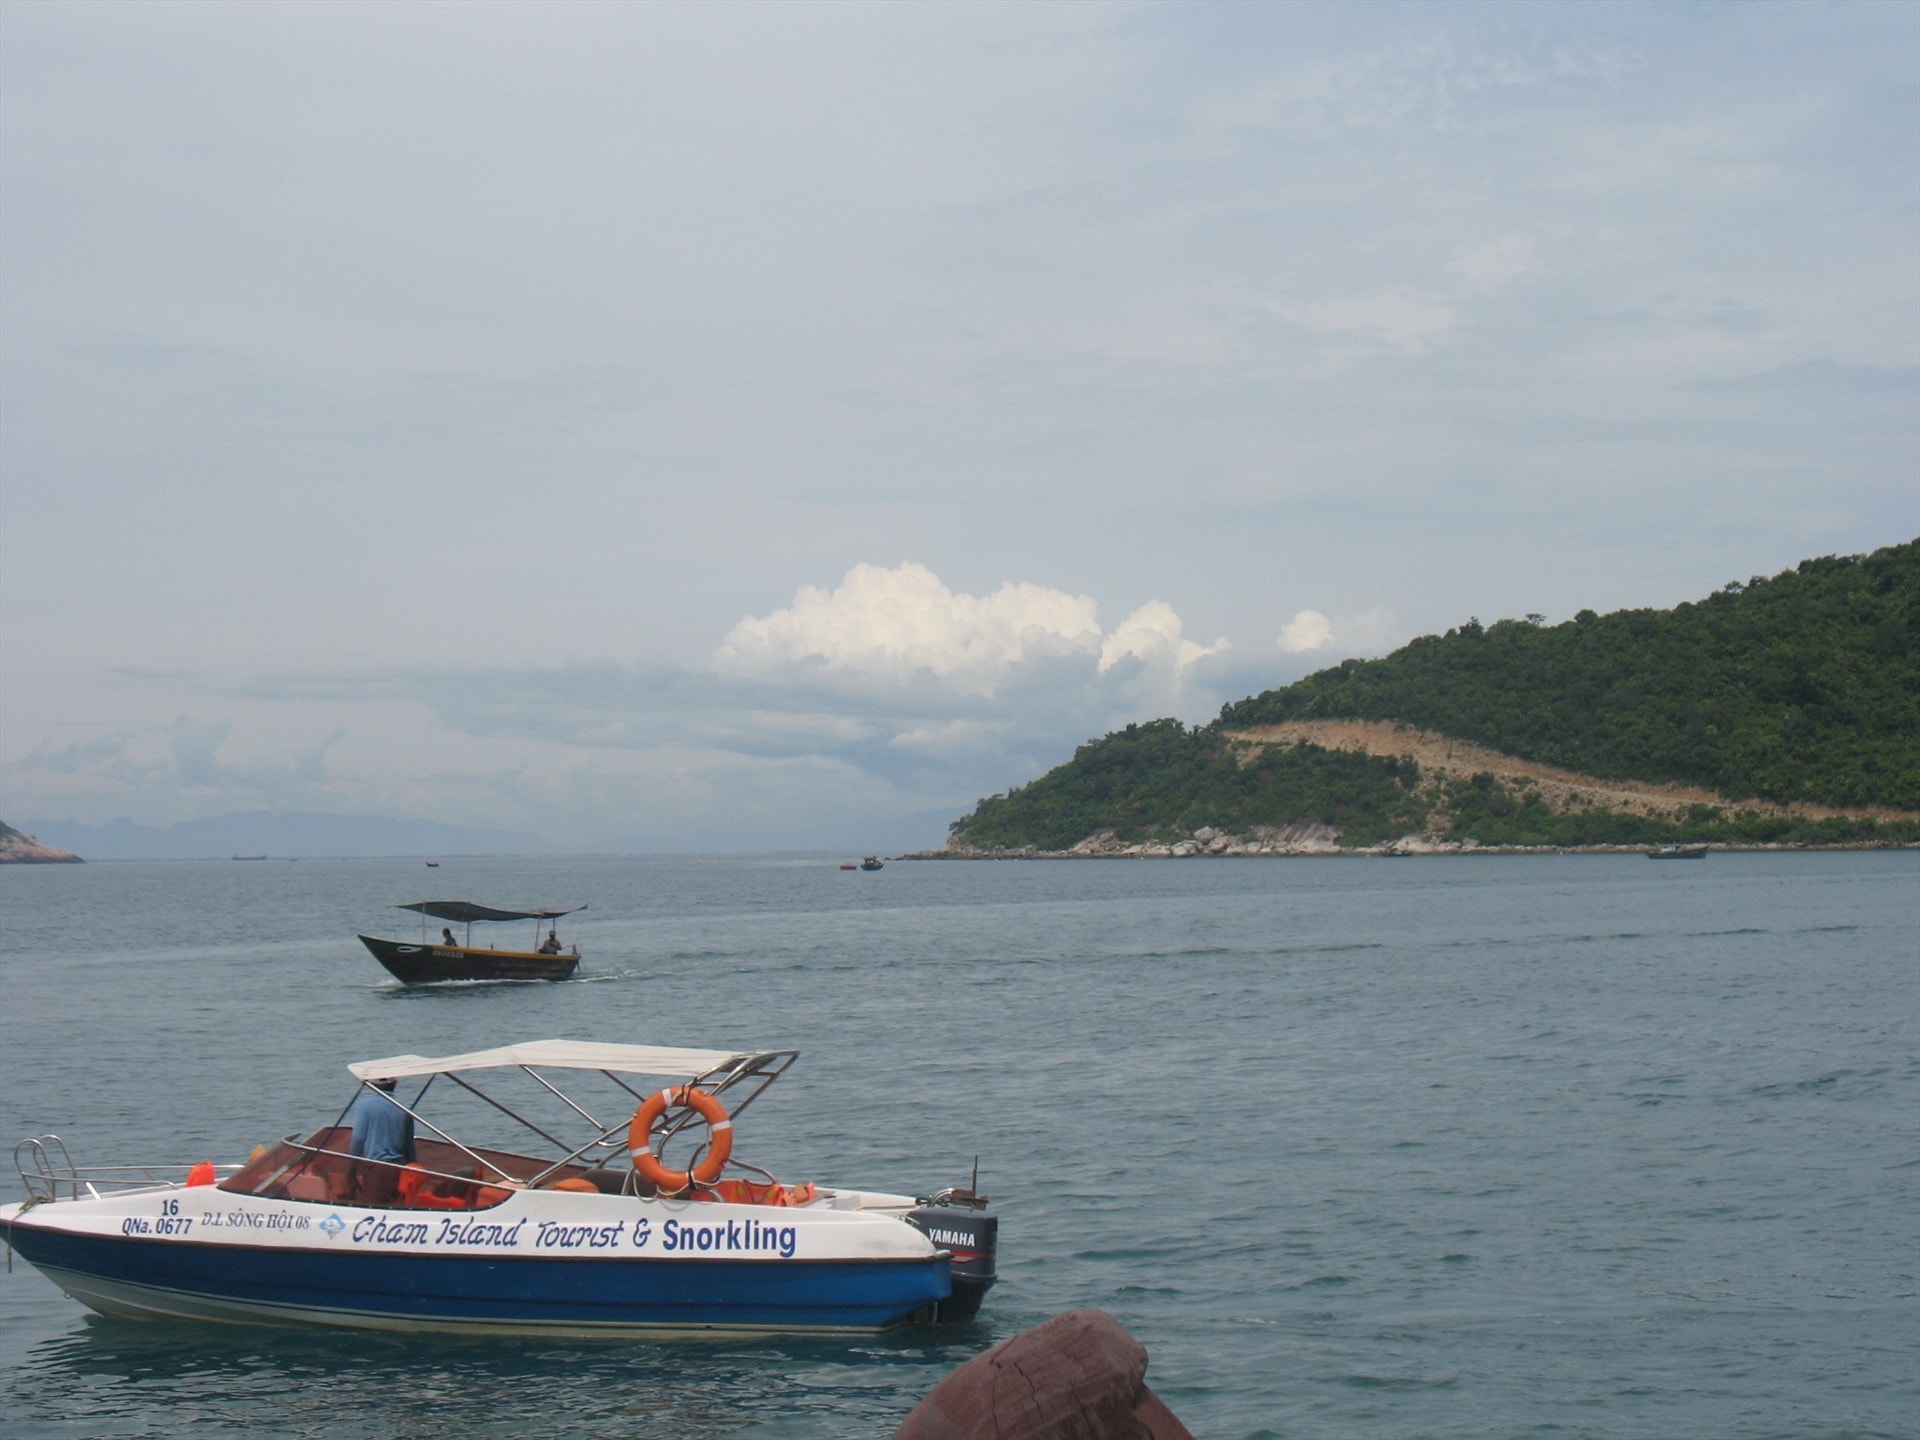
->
[1225,720,1920,826]
[0,820,83,863]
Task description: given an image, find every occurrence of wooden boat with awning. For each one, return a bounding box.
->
[359,901,586,983]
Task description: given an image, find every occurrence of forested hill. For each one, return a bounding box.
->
[1219,540,1918,810]
[947,540,1919,853]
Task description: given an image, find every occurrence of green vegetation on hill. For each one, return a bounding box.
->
[948,540,1920,851]
[956,719,1425,851]
[1415,776,1910,849]
[1221,540,1920,810]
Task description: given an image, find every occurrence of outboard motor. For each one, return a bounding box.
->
[906,1184,997,1320]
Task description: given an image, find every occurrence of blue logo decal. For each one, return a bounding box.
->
[319,1213,347,1239]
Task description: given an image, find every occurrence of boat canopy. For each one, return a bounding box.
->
[348,1039,773,1082]
[398,901,587,924]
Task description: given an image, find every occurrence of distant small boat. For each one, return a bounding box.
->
[359,901,587,983]
[425,860,440,868]
[839,863,859,870]
[861,856,884,871]
[1648,845,1708,860]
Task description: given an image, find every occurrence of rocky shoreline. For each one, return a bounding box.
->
[904,824,1917,860]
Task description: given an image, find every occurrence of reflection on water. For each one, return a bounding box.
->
[12,1310,992,1439]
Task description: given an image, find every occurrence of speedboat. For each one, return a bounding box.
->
[1647,844,1708,860]
[359,900,586,982]
[1,1039,997,1336]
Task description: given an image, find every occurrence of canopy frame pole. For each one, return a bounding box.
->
[521,1065,607,1132]
[442,1072,576,1153]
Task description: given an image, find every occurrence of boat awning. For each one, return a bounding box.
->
[397,901,587,924]
[348,1039,767,1082]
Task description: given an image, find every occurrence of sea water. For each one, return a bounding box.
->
[1,851,1915,1438]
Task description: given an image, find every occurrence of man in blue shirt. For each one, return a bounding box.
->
[348,1077,416,1207]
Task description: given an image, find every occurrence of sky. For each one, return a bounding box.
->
[2,0,1915,852]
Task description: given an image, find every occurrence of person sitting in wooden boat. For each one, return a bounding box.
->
[359,900,587,983]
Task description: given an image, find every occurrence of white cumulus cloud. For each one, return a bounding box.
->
[1278,609,1334,653]
[714,562,1102,694]
[717,562,1229,697]
[1276,606,1402,657]
[1098,600,1229,674]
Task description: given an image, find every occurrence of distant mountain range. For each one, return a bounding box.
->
[7,805,960,861]
[11,811,547,861]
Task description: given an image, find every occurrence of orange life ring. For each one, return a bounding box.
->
[628,1086,733,1193]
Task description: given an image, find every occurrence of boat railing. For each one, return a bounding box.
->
[13,1135,239,1205]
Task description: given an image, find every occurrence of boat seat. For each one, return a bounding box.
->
[397,1165,429,1206]
[704,1179,819,1207]
[396,1164,491,1209]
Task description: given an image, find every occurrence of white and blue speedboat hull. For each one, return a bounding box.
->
[2,1186,956,1336]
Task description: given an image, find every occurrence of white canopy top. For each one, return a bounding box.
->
[348,1039,764,1082]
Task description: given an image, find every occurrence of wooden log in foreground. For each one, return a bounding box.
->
[894,1308,1194,1440]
